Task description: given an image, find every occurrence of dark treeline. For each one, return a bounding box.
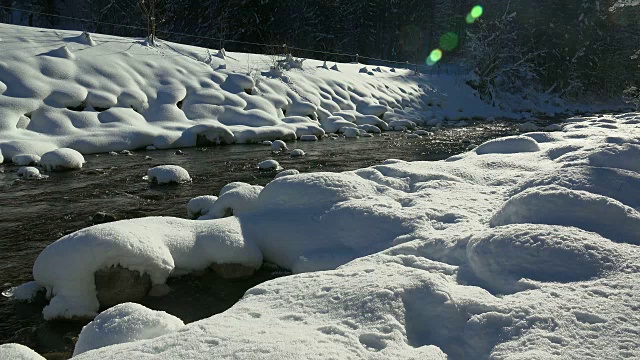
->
[1,0,638,99]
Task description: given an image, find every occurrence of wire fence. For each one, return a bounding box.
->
[0,4,469,76]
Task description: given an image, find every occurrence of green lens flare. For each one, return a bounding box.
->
[429,49,443,64]
[466,13,476,24]
[440,32,459,51]
[471,5,483,18]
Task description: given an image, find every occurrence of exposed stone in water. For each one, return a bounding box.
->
[211,263,256,279]
[91,212,117,225]
[95,265,151,309]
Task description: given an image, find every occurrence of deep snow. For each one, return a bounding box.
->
[8,112,639,359]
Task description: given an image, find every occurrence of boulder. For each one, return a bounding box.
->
[95,266,151,309]
[211,263,256,279]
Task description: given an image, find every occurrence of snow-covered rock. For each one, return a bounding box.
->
[275,169,300,179]
[187,195,219,219]
[145,165,191,184]
[73,303,185,356]
[0,344,45,360]
[17,166,46,179]
[343,127,360,138]
[33,216,262,319]
[518,121,539,132]
[299,135,318,141]
[258,159,282,171]
[290,149,305,157]
[475,136,540,155]
[40,148,85,171]
[11,154,40,166]
[271,140,288,152]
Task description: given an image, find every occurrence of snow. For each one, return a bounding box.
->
[0,23,551,160]
[300,134,318,141]
[275,169,300,179]
[343,127,360,138]
[33,216,262,319]
[145,165,191,184]
[0,344,45,360]
[4,281,43,301]
[186,195,219,219]
[258,159,282,170]
[57,112,640,359]
[475,136,540,155]
[73,303,185,356]
[271,140,288,152]
[290,149,306,157]
[11,154,40,166]
[17,166,46,179]
[39,148,85,171]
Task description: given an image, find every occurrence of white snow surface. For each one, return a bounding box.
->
[33,216,262,319]
[0,344,45,360]
[58,112,640,359]
[39,148,85,171]
[0,23,518,159]
[146,165,191,184]
[73,303,185,356]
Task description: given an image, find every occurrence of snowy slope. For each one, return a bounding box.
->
[0,23,503,160]
[10,112,638,359]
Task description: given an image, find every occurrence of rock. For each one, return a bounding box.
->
[92,212,118,225]
[211,263,256,279]
[147,284,171,297]
[174,150,185,155]
[94,265,151,309]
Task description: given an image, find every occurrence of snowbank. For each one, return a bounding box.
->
[33,217,262,319]
[145,165,191,184]
[0,23,511,158]
[65,112,640,359]
[475,136,540,155]
[73,303,185,356]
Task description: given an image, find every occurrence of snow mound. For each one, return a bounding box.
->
[17,166,46,179]
[343,127,360,138]
[146,165,191,184]
[199,184,263,220]
[258,159,281,170]
[559,144,640,173]
[491,185,640,244]
[271,140,288,152]
[467,224,621,293]
[187,195,219,219]
[73,302,185,356]
[40,148,85,171]
[0,344,45,360]
[4,281,44,301]
[33,216,262,319]
[12,154,40,166]
[476,136,540,155]
[290,149,305,157]
[275,169,300,179]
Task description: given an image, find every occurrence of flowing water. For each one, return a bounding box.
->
[0,122,521,358]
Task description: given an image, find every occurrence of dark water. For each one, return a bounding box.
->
[0,123,519,358]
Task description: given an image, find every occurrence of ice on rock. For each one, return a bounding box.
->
[17,166,46,179]
[258,159,282,171]
[290,149,305,157]
[475,136,540,155]
[11,154,40,166]
[187,195,219,219]
[0,344,45,360]
[271,140,288,152]
[299,135,318,141]
[73,303,185,356]
[275,169,300,179]
[146,165,191,184]
[40,148,85,171]
[33,216,262,319]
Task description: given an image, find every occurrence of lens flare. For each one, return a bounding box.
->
[471,5,484,18]
[440,32,459,51]
[466,13,476,24]
[427,49,442,66]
